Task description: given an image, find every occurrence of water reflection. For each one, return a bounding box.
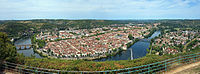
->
[14,38,42,58]
[95,31,160,61]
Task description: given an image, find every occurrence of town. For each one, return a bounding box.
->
[35,24,155,59]
[152,30,200,55]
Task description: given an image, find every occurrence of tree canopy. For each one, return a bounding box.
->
[0,32,17,62]
[128,34,134,40]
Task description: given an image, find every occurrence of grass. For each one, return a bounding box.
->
[12,51,199,71]
[3,47,198,73]
[12,54,174,71]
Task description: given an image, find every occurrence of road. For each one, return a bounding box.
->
[183,37,197,52]
[165,61,200,74]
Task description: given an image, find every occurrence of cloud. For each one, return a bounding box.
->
[0,0,200,20]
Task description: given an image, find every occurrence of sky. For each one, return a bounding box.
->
[0,0,200,20]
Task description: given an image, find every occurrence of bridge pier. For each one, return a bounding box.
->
[16,44,32,50]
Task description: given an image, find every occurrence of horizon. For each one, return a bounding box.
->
[1,18,200,21]
[0,0,200,20]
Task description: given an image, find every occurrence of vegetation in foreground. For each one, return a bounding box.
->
[10,49,200,71]
[0,32,17,62]
[0,32,17,71]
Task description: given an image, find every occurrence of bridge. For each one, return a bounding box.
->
[15,44,32,49]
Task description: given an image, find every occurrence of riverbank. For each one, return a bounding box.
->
[146,31,161,55]
[126,38,140,48]
[144,28,157,38]
[16,30,161,61]
[33,48,49,58]
[30,32,135,60]
[34,47,125,61]
[12,34,34,43]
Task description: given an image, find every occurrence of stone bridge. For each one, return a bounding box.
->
[15,44,32,49]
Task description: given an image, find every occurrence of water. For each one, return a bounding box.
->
[95,31,161,61]
[14,31,161,61]
[148,31,161,39]
[14,38,42,58]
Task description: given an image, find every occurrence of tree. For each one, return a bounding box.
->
[0,32,17,63]
[36,39,46,48]
[96,38,100,40]
[128,34,134,40]
[47,48,51,53]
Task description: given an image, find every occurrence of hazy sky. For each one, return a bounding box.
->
[0,0,200,20]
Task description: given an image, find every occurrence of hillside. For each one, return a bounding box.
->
[0,19,159,38]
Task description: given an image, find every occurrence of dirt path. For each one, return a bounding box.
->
[165,61,200,74]
[2,69,19,74]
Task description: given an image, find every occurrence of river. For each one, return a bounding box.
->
[14,38,42,58]
[95,31,161,61]
[14,31,161,61]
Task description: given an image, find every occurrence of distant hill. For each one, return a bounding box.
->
[0,19,200,38]
[0,19,157,37]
